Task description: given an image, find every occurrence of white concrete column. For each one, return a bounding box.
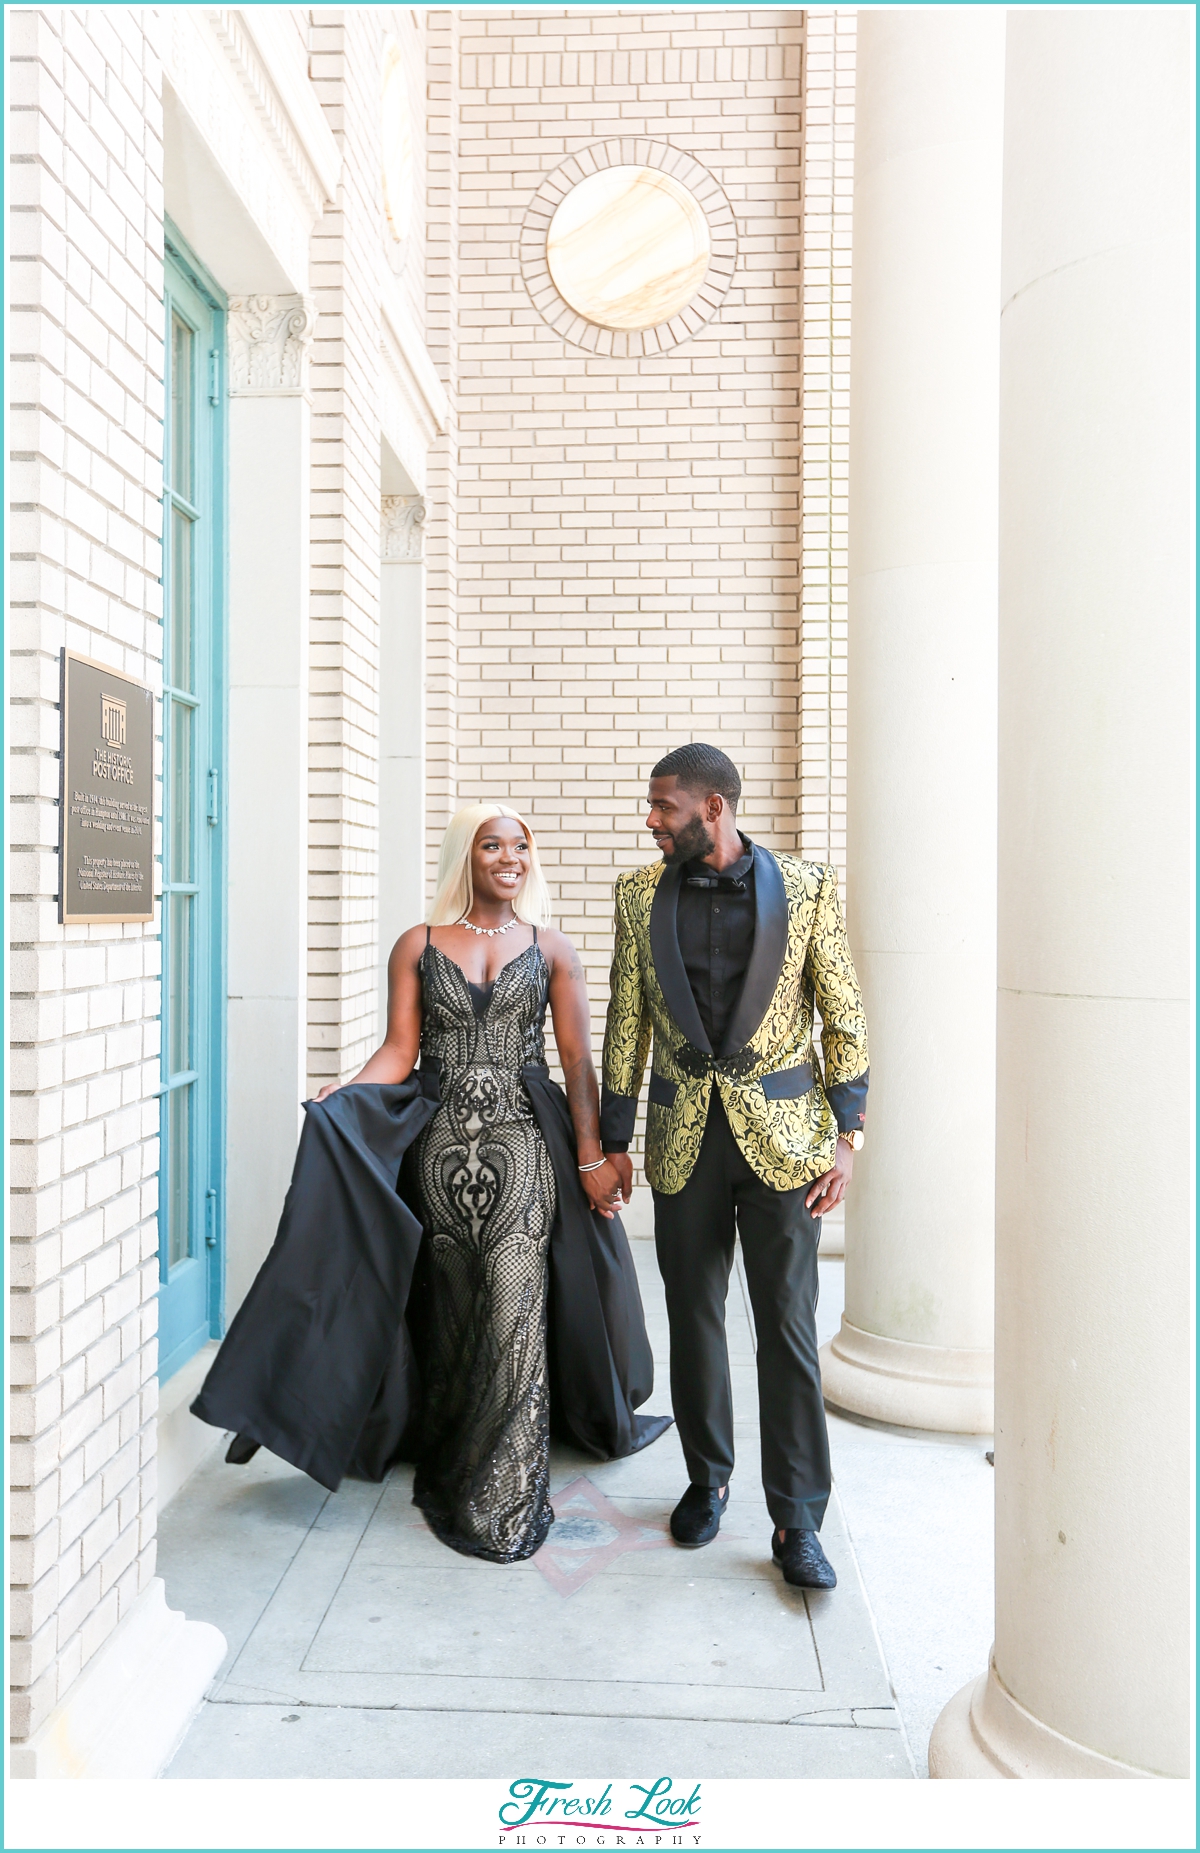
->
[378,494,426,1027]
[821,10,1004,1431]
[10,1580,225,1778]
[930,9,1192,1779]
[225,296,314,1313]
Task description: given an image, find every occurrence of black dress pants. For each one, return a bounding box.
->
[652,1092,831,1531]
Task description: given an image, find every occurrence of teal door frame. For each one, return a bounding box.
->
[158,225,228,1381]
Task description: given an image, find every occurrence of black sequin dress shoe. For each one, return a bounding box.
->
[772,1527,837,1588]
[670,1484,729,1547]
[225,1432,261,1466]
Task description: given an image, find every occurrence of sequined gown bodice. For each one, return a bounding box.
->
[410,939,557,1562]
[419,939,550,1077]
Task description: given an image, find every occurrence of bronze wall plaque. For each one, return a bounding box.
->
[60,650,155,924]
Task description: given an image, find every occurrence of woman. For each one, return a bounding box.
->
[318,802,630,1563]
[194,803,666,1566]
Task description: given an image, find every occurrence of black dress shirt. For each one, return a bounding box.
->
[600,841,759,1153]
[675,838,757,1052]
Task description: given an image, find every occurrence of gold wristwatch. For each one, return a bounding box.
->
[838,1128,865,1152]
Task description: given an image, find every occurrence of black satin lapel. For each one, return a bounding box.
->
[720,844,790,1057]
[649,861,712,1055]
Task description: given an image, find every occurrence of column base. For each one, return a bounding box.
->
[157,1340,223,1510]
[10,1578,226,1779]
[929,1658,1157,1778]
[820,1317,993,1432]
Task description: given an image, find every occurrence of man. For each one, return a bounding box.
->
[599,744,868,1589]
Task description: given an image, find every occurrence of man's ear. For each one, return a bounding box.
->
[706,793,724,821]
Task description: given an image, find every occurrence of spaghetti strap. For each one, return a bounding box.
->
[532,925,538,946]
[425,925,431,947]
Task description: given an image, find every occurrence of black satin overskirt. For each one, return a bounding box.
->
[522,1067,661,1461]
[191,1068,670,1493]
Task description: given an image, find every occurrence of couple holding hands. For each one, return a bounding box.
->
[194,743,869,1594]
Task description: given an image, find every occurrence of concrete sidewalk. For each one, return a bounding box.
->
[160,1238,992,1779]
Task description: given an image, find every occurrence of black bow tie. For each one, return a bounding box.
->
[685,873,747,893]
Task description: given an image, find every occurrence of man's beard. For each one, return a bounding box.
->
[661,814,715,865]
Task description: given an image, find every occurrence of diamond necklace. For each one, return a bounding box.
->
[455,912,520,938]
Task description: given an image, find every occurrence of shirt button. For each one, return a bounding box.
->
[714,906,721,914]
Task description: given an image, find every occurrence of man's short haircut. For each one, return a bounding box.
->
[650,742,742,813]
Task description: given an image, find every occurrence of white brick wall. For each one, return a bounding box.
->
[424,7,810,1141]
[307,6,427,1091]
[307,9,389,1092]
[799,7,854,882]
[424,6,462,870]
[7,5,164,1740]
[394,4,429,345]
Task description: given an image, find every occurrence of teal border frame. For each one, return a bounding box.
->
[158,218,229,1377]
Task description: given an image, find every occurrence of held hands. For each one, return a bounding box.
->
[605,1152,634,1201]
[580,1156,632,1221]
[804,1138,854,1216]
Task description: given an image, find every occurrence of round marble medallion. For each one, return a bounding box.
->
[546,166,712,332]
[521,141,738,357]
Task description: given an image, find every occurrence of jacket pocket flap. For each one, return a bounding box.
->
[760,1062,814,1101]
[648,1071,679,1109]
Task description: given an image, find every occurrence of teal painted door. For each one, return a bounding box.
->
[159,239,227,1381]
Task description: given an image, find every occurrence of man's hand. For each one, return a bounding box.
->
[604,1152,634,1203]
[580,1158,629,1221]
[805,1139,854,1215]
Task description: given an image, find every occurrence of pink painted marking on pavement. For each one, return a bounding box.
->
[533,1475,671,1596]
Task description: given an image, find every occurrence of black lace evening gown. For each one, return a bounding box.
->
[191,929,671,1516]
[410,934,558,1563]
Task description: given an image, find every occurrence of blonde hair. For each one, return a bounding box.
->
[428,802,552,928]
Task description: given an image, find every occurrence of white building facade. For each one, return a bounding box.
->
[6,4,1191,1782]
[7,4,445,1773]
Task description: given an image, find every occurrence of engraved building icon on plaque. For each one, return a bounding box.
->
[101,694,127,747]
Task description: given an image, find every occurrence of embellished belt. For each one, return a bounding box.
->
[673,1043,761,1081]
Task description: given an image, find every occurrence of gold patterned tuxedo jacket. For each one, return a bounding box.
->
[600,845,869,1194]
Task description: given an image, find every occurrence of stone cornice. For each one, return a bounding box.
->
[203,10,340,224]
[162,10,338,291]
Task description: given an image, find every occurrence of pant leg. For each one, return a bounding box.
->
[652,1102,738,1489]
[729,1136,832,1531]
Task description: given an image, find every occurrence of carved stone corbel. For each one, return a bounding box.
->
[381,494,426,562]
[227,295,317,393]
